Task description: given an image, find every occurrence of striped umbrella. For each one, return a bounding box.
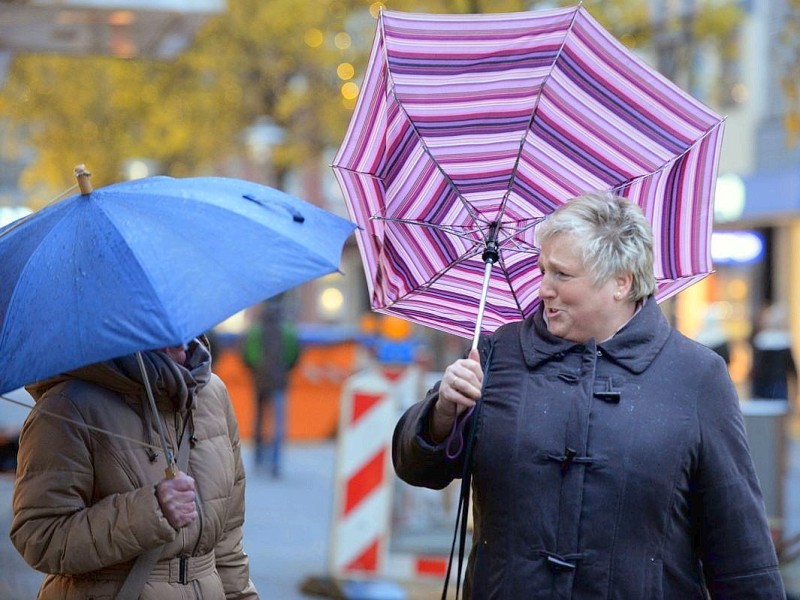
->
[333,5,725,347]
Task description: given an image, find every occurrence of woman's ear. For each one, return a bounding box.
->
[615,273,633,300]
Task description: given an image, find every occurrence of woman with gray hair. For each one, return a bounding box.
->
[393,193,784,598]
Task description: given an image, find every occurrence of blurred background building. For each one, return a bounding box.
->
[2,0,800,595]
[0,0,225,206]
[658,0,800,402]
[1,0,799,418]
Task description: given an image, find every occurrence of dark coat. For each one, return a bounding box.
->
[393,299,784,599]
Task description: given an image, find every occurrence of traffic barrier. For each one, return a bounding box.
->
[328,363,454,584]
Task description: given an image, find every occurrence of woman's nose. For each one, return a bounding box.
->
[539,273,555,298]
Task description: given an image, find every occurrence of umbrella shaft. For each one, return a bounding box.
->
[136,352,177,477]
[471,261,494,351]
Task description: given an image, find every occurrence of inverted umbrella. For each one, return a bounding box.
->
[333,5,724,347]
[0,167,355,396]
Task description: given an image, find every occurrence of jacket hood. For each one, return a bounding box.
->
[26,338,212,408]
[520,297,672,374]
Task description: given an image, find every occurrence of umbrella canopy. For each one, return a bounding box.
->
[0,172,355,395]
[332,5,724,343]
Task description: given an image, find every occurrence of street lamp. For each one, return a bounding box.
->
[244,116,285,187]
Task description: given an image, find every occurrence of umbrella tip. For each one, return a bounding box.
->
[74,164,93,195]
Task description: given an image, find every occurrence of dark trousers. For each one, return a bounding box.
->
[254,389,285,476]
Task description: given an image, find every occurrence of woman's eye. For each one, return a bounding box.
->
[541,266,571,279]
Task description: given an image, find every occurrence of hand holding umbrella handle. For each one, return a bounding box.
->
[440,349,483,458]
[155,471,198,529]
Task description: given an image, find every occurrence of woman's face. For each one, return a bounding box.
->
[161,345,187,366]
[538,232,630,343]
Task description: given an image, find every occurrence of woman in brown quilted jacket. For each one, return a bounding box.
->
[10,337,259,599]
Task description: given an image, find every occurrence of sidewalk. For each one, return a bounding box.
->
[244,442,443,599]
[0,474,45,599]
[244,441,336,599]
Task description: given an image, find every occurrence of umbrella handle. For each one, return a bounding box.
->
[243,194,305,223]
[135,352,179,479]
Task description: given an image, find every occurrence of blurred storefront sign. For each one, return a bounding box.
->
[716,168,800,224]
[711,230,765,265]
[0,0,225,64]
[715,173,746,223]
[740,168,800,221]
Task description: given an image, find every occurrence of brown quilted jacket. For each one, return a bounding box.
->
[10,341,258,599]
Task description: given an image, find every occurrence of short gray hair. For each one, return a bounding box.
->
[534,192,657,302]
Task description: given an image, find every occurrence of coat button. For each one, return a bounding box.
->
[546,555,576,572]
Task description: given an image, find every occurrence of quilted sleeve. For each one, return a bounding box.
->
[10,391,175,574]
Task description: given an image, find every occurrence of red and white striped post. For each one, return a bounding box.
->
[329,362,453,582]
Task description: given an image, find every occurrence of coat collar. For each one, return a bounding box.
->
[519,297,672,374]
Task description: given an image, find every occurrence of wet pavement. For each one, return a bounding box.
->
[244,442,336,599]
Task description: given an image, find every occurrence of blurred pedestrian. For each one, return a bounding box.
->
[10,337,259,599]
[204,326,223,369]
[393,193,784,598]
[242,295,300,477]
[694,304,731,365]
[751,302,797,401]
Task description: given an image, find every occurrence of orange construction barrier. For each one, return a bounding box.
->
[214,340,360,442]
[212,347,257,439]
[287,340,359,440]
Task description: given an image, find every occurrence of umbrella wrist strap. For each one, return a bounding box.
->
[445,405,474,459]
[117,422,192,600]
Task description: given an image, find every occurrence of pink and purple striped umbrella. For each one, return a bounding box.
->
[333,5,725,343]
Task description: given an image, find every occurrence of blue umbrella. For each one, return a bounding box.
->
[0,168,355,396]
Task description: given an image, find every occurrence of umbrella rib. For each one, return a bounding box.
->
[374,216,485,243]
[375,213,543,247]
[380,247,484,310]
[496,218,541,246]
[502,240,540,255]
[500,6,583,219]
[378,22,488,242]
[0,393,165,453]
[496,254,527,316]
[611,118,727,193]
